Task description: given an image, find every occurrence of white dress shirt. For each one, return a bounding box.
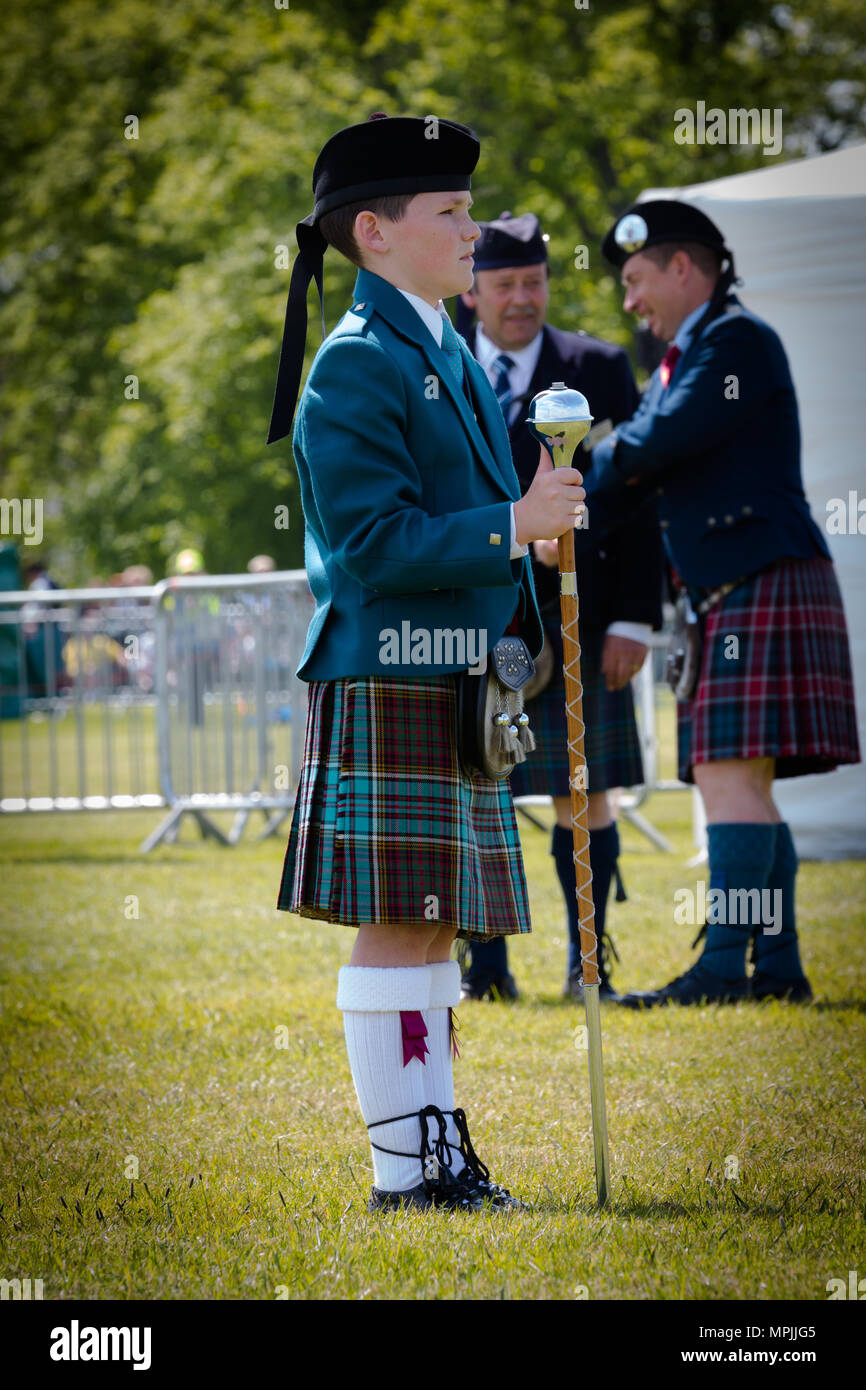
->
[474,324,544,428]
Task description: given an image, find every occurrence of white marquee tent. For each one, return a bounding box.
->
[641,144,866,859]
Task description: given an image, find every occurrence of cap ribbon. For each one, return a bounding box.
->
[266,215,328,445]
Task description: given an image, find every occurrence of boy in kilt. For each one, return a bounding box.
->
[458,211,664,1003]
[266,114,588,1210]
[578,200,860,1007]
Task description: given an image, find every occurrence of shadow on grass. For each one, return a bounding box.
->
[528,992,866,1015]
[2,854,193,866]
[530,1188,799,1222]
[810,998,866,1014]
[528,1194,699,1220]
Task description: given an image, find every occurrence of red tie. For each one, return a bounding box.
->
[659,343,682,389]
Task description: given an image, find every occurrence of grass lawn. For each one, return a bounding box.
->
[1,795,864,1302]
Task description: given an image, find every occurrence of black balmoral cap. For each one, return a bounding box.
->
[310,113,479,218]
[602,199,729,269]
[473,211,548,271]
[267,113,480,445]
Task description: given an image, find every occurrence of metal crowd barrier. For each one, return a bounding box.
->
[0,572,313,850]
[1,573,682,852]
[0,584,163,817]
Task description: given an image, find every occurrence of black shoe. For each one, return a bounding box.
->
[369,1182,432,1212]
[460,973,519,1002]
[460,978,487,1001]
[751,971,813,1002]
[369,1168,483,1213]
[564,968,620,1002]
[616,961,750,1009]
[455,1166,531,1211]
[448,1107,531,1211]
[367,1105,488,1213]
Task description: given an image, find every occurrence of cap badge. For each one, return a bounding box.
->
[614,213,649,254]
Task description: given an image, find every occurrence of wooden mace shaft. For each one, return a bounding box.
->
[556,524,599,987]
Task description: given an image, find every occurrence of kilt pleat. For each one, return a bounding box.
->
[278,675,532,940]
[509,624,645,799]
[677,556,860,783]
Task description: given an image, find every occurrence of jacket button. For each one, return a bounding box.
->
[660,520,669,530]
[489,532,502,546]
[724,515,734,525]
[353,302,366,311]
[742,505,752,515]
[656,486,664,496]
[707,517,716,527]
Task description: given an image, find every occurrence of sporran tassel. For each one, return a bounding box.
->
[517,709,536,754]
[494,706,513,759]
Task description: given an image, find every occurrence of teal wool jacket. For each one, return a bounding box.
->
[291,268,543,680]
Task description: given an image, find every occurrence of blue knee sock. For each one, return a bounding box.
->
[702,823,777,981]
[751,822,805,981]
[554,822,618,978]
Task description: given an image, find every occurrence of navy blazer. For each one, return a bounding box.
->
[292,269,543,680]
[585,296,830,589]
[470,323,663,633]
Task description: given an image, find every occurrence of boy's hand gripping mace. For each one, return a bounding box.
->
[528,383,612,1209]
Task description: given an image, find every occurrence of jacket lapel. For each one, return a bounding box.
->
[355,271,518,499]
[661,293,741,395]
[506,326,564,444]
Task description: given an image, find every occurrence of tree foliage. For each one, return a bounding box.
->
[1,0,863,581]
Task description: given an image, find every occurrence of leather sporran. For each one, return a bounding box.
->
[666,591,702,701]
[456,635,538,781]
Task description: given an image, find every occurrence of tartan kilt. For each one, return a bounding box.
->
[278,674,532,941]
[677,555,861,783]
[509,622,645,799]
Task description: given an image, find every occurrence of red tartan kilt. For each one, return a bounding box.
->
[677,555,861,782]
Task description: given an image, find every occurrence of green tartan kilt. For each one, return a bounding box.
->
[277,674,532,941]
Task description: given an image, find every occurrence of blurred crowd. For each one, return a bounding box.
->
[1,545,281,705]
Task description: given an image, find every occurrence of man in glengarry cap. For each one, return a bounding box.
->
[458,211,664,1003]
[581,199,860,1007]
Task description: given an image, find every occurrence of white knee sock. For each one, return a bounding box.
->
[337,965,432,1193]
[427,961,463,1161]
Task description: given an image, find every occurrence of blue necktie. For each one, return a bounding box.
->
[439,316,465,386]
[492,353,516,422]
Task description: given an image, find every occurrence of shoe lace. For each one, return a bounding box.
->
[449,1107,490,1184]
[367,1105,477,1204]
[447,1108,517,1200]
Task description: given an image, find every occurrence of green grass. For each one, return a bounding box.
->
[1,798,864,1301]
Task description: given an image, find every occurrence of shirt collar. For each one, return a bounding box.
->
[475,323,544,376]
[672,298,710,353]
[396,288,446,346]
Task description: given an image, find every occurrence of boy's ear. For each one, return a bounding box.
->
[354,210,388,259]
[460,289,477,309]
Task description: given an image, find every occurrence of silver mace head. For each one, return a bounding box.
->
[526,381,593,468]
